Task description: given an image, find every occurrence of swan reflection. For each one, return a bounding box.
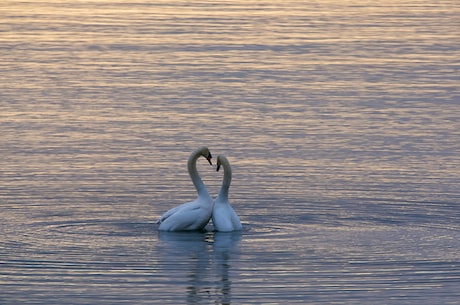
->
[157,230,241,304]
[212,231,242,305]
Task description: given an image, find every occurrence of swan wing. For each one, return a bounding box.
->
[157,204,182,224]
[212,200,242,232]
[158,199,199,224]
[230,209,243,230]
[158,199,212,231]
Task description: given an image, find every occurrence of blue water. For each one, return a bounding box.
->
[1,0,459,304]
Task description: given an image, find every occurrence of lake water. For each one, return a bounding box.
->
[1,0,459,304]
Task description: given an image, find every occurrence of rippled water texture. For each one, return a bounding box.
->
[1,0,459,304]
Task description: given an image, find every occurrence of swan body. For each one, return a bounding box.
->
[212,155,243,232]
[158,147,214,231]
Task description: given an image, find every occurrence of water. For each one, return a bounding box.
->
[1,0,459,304]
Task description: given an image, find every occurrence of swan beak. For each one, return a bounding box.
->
[206,154,213,165]
[216,164,221,172]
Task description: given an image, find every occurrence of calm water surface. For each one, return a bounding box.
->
[1,0,459,304]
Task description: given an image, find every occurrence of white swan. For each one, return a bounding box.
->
[212,155,243,232]
[158,147,214,231]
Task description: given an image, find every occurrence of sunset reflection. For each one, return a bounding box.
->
[1,0,459,304]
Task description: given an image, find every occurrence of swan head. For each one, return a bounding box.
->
[216,155,227,172]
[199,146,213,165]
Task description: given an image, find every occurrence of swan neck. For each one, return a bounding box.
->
[188,149,208,196]
[218,159,232,199]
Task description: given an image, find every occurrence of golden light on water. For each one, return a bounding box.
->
[1,1,459,303]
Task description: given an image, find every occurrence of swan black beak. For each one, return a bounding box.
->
[206,153,213,165]
[216,164,221,172]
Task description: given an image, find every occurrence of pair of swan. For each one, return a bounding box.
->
[157,147,242,232]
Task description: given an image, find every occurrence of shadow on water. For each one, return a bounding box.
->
[157,230,241,304]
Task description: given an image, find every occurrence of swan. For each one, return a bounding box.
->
[158,147,214,231]
[212,155,243,232]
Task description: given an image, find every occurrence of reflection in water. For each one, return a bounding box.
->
[213,232,242,305]
[157,231,241,304]
[1,0,458,304]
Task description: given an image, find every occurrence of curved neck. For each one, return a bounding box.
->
[188,149,208,197]
[218,159,232,200]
